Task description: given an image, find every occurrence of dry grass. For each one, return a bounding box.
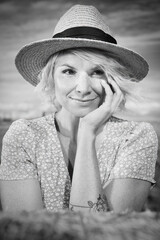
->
[0,210,160,240]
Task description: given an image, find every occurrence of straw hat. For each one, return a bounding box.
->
[15,4,149,86]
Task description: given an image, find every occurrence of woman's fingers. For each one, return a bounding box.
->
[100,80,113,106]
[108,78,122,97]
[100,78,123,113]
[108,78,123,110]
[81,78,123,132]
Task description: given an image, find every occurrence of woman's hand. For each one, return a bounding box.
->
[80,77,123,134]
[70,77,123,212]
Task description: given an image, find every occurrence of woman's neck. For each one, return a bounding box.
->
[55,108,80,142]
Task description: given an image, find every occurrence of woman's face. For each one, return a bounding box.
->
[53,52,107,117]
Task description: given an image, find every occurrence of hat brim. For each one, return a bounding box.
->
[15,38,149,86]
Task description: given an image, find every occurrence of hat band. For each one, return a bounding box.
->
[52,27,117,44]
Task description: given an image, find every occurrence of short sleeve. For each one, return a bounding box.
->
[0,119,38,180]
[109,122,158,184]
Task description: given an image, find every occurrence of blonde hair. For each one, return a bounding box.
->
[35,48,141,112]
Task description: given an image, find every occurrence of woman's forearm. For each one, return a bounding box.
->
[69,124,108,212]
[0,179,44,212]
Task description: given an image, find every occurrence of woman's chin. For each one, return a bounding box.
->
[69,108,97,118]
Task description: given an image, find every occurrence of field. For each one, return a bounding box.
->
[0,210,160,240]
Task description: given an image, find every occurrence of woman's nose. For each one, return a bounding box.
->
[75,73,91,95]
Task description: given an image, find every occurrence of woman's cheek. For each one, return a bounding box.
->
[92,79,104,96]
[55,79,75,104]
[93,79,106,105]
[56,75,75,89]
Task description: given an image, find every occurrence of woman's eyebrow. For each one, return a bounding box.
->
[60,64,75,68]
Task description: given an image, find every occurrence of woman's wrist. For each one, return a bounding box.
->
[78,121,96,142]
[78,118,98,136]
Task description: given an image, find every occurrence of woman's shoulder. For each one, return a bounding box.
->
[109,115,155,130]
[3,114,55,144]
[107,116,158,142]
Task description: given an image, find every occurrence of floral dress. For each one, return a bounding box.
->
[0,114,158,211]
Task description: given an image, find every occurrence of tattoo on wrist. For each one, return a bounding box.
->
[70,194,108,212]
[88,194,108,212]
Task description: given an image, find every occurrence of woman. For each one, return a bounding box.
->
[0,5,158,213]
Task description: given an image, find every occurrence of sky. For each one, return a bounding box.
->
[0,0,160,121]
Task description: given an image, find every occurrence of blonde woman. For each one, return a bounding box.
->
[0,5,158,213]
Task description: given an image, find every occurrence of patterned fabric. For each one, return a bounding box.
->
[0,114,158,212]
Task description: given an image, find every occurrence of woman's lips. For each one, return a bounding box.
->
[70,97,98,102]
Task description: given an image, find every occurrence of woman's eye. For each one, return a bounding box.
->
[62,69,76,75]
[92,69,104,76]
